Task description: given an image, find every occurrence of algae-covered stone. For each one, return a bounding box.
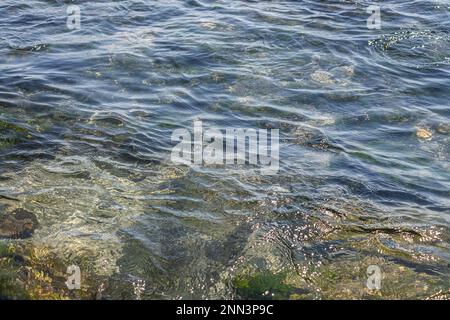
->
[0,242,108,300]
[0,243,28,299]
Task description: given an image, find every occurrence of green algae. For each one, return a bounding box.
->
[233,271,296,300]
[232,260,449,300]
[0,119,30,150]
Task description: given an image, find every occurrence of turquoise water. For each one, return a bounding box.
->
[0,0,449,299]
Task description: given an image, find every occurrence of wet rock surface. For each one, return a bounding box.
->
[0,209,38,239]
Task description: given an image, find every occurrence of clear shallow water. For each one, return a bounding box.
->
[0,0,449,299]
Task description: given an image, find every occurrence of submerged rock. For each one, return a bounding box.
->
[233,271,297,300]
[310,70,334,85]
[330,65,355,78]
[436,123,450,135]
[0,209,38,239]
[310,65,355,86]
[0,119,29,150]
[416,127,433,140]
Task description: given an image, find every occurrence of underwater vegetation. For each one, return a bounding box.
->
[0,0,449,300]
